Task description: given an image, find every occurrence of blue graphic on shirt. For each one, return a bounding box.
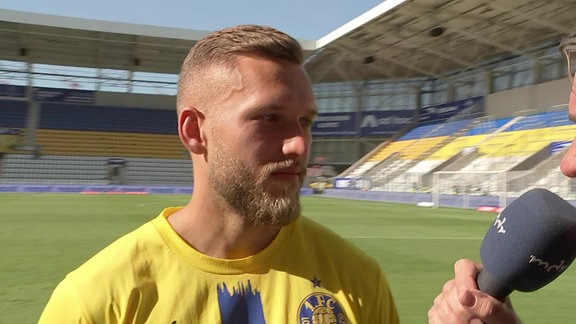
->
[217,281,266,324]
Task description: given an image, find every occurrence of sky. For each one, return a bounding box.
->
[0,0,383,40]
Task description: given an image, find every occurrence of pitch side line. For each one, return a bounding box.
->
[344,236,482,240]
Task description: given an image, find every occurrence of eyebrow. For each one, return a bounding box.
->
[561,39,576,53]
[563,44,576,52]
[309,107,319,117]
[251,103,318,117]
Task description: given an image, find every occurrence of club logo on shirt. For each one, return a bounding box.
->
[298,292,347,324]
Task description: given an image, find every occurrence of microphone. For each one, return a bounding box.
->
[477,188,576,301]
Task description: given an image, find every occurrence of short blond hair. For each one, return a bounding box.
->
[177,25,304,112]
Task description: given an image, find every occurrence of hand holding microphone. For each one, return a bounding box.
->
[477,188,576,300]
[429,188,576,324]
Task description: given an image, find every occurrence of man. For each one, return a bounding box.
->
[39,25,399,323]
[428,30,576,324]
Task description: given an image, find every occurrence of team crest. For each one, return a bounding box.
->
[298,292,347,324]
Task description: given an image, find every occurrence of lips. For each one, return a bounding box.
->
[271,168,301,178]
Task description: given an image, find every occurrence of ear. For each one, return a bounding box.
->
[178,107,207,155]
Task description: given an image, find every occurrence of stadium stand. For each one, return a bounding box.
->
[354,111,576,194]
[0,154,109,185]
[0,4,574,203]
[123,157,193,186]
[0,100,27,128]
[0,154,192,186]
[346,118,477,178]
[38,103,177,134]
[35,129,186,158]
[0,101,191,186]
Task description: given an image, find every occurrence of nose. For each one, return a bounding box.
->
[282,130,309,157]
[561,80,576,177]
[283,135,308,157]
[569,80,576,122]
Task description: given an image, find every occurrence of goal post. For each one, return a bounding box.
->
[432,168,576,209]
[432,170,526,208]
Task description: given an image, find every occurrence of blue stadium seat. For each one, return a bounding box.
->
[0,100,27,128]
[38,103,177,134]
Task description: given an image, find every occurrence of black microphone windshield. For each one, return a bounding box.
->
[477,188,576,300]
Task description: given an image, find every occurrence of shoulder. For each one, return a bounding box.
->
[41,218,165,321]
[66,218,163,285]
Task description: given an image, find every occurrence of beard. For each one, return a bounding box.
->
[208,141,303,227]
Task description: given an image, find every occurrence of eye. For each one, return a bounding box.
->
[259,114,279,123]
[300,117,314,128]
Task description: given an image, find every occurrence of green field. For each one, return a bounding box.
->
[1,193,575,323]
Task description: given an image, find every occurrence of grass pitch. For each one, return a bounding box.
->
[1,193,575,323]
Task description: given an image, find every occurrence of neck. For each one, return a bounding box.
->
[168,193,281,259]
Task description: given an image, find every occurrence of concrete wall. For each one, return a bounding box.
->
[95,92,175,110]
[484,78,570,118]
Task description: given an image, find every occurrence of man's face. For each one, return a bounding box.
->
[560,61,576,177]
[205,56,317,227]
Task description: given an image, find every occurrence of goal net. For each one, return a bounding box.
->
[431,170,570,208]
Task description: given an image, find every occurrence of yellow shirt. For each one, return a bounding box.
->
[39,207,399,323]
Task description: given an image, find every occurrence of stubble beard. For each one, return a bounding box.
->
[209,146,302,227]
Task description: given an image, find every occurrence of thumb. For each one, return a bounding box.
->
[460,291,522,323]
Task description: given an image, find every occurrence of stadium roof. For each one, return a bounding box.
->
[1,0,575,83]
